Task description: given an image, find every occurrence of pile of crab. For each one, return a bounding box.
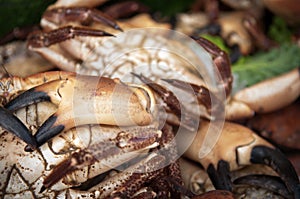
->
[0,0,299,198]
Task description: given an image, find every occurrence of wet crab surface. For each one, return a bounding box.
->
[0,1,300,198]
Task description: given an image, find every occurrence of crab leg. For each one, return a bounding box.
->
[162,78,223,115]
[0,106,37,148]
[5,75,156,149]
[41,125,161,191]
[45,152,166,198]
[132,73,198,131]
[102,153,166,198]
[43,7,123,31]
[28,26,114,48]
[242,13,276,51]
[192,36,233,97]
[27,26,114,72]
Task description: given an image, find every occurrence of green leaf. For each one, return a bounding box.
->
[232,43,300,93]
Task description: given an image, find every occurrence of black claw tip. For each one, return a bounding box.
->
[24,114,64,150]
[251,146,300,194]
[207,160,232,191]
[0,107,37,148]
[5,88,50,111]
[39,185,46,193]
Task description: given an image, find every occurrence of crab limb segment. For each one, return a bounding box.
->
[41,125,162,191]
[162,78,223,115]
[28,26,114,48]
[0,106,37,148]
[41,150,97,191]
[192,36,233,97]
[43,7,123,31]
[232,68,300,114]
[132,73,198,131]
[99,153,166,198]
[242,13,276,50]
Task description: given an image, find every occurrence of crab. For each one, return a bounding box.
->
[25,1,300,122]
[0,1,299,198]
[0,69,299,198]
[176,6,274,58]
[0,71,189,198]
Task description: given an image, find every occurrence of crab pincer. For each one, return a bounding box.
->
[5,74,156,151]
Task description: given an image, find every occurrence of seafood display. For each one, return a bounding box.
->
[0,1,299,198]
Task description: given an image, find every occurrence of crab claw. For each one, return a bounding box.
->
[6,75,156,150]
[184,121,300,197]
[4,80,67,150]
[207,146,300,198]
[250,146,300,196]
[0,107,37,149]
